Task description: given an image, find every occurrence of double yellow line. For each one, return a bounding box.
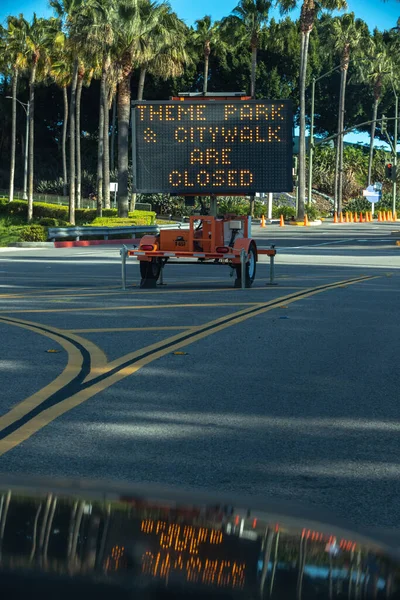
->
[0,275,375,456]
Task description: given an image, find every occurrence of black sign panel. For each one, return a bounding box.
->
[133,100,293,194]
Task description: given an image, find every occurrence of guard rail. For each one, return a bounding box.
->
[48,223,189,241]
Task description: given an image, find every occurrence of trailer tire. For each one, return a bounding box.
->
[234,243,256,288]
[140,259,161,288]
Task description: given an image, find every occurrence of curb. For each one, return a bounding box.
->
[53,238,140,248]
[7,242,55,248]
[4,239,141,249]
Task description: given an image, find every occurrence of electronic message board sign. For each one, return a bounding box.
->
[133,100,293,195]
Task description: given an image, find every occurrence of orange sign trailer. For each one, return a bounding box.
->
[128,215,257,288]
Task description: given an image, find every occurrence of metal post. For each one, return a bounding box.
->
[120,245,127,290]
[240,248,246,290]
[307,78,316,207]
[266,246,278,286]
[158,262,167,286]
[23,101,29,200]
[267,192,273,219]
[393,93,398,215]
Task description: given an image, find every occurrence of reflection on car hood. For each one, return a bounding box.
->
[0,475,399,599]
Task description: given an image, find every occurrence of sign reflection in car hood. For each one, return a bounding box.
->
[0,475,398,599]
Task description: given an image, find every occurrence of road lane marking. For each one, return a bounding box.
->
[0,274,376,456]
[69,326,199,333]
[0,302,261,314]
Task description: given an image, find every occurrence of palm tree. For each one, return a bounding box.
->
[357,37,393,186]
[330,13,367,213]
[81,0,115,213]
[221,0,271,99]
[279,0,348,220]
[114,0,186,217]
[51,0,88,222]
[2,16,28,204]
[191,15,221,94]
[133,21,189,212]
[221,1,271,217]
[50,46,72,197]
[25,15,61,222]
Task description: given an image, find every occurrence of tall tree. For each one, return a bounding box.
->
[2,16,28,203]
[221,0,271,99]
[330,13,367,213]
[25,15,61,221]
[279,0,348,220]
[191,15,221,94]
[50,46,72,197]
[83,0,116,212]
[51,0,88,220]
[357,36,393,186]
[114,0,186,217]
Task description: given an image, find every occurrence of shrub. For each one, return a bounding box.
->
[18,225,48,242]
[305,205,319,221]
[272,205,296,219]
[343,198,373,214]
[37,217,59,227]
[91,211,156,227]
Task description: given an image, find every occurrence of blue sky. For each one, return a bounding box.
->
[1,0,399,148]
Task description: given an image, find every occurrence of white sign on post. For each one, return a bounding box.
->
[362,185,381,214]
[110,182,118,207]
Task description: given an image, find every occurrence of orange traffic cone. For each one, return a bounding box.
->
[345,212,349,223]
[261,215,266,228]
[360,212,364,223]
[366,212,370,222]
[279,214,285,227]
[304,214,309,226]
[394,211,398,221]
[354,212,358,223]
[350,212,354,223]
[389,211,393,221]
[334,212,338,224]
[378,211,382,222]
[383,211,387,222]
[339,212,344,223]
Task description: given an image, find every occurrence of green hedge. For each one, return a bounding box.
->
[0,224,48,245]
[19,225,48,241]
[0,198,155,225]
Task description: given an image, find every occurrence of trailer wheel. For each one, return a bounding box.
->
[234,243,257,288]
[140,259,161,288]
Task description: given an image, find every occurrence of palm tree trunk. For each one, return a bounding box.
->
[28,63,37,222]
[118,73,131,218]
[76,76,83,209]
[368,98,379,186]
[203,55,209,95]
[250,46,257,99]
[137,67,146,101]
[62,86,68,197]
[69,60,78,225]
[110,94,116,172]
[131,72,146,212]
[334,72,342,213]
[97,75,105,217]
[9,67,18,203]
[248,46,258,218]
[338,68,347,214]
[103,83,110,209]
[297,31,310,221]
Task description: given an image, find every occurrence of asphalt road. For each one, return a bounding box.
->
[0,221,399,530]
